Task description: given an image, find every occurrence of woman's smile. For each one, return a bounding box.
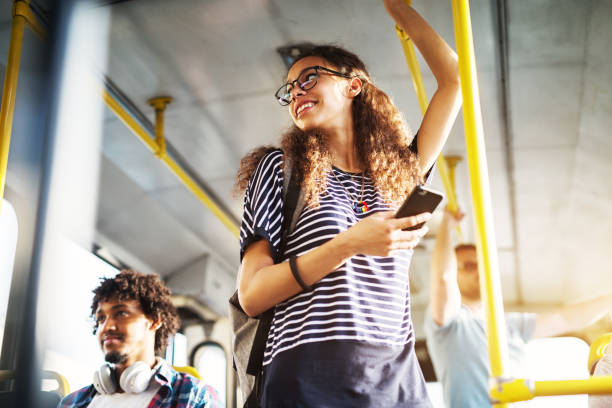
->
[296,101,317,118]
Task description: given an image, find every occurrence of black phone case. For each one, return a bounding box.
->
[395,185,444,231]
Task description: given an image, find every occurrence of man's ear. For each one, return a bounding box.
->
[148,318,162,331]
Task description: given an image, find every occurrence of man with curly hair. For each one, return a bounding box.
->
[58,269,222,408]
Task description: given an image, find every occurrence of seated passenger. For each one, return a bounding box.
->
[425,209,612,407]
[590,337,612,408]
[58,269,221,408]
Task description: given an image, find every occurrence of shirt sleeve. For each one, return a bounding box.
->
[239,149,285,262]
[505,312,537,343]
[409,131,435,184]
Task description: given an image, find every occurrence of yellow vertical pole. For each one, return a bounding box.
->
[0,1,27,213]
[450,1,510,406]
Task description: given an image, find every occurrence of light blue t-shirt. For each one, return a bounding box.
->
[424,305,536,408]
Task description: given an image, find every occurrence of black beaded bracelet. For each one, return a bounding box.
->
[289,255,312,291]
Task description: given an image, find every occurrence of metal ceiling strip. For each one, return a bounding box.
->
[494,0,523,305]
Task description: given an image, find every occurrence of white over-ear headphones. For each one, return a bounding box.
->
[93,361,153,394]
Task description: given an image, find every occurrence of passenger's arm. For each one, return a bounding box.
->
[532,293,612,339]
[429,209,463,326]
[382,0,461,176]
[239,211,431,317]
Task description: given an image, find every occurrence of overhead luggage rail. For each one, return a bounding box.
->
[101,88,241,238]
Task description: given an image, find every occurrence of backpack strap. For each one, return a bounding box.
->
[277,156,303,263]
[245,152,303,378]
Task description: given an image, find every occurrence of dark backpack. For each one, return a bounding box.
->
[229,158,304,407]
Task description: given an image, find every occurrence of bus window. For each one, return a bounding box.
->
[191,341,227,402]
[516,337,589,407]
[39,238,118,392]
[165,332,188,367]
[0,199,18,358]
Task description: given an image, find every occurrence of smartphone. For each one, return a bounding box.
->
[394,185,444,231]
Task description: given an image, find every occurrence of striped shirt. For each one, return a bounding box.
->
[240,148,432,407]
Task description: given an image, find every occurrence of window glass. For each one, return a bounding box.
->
[165,332,188,366]
[194,342,227,401]
[40,238,118,392]
[515,337,589,407]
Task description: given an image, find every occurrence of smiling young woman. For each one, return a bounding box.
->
[234,0,461,406]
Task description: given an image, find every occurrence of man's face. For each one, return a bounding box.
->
[456,247,481,300]
[95,298,157,365]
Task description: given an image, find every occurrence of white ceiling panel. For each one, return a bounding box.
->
[510,65,583,149]
[508,0,590,67]
[97,166,209,275]
[204,93,291,158]
[148,186,240,269]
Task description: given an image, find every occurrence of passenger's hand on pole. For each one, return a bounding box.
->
[443,206,465,228]
[342,211,430,256]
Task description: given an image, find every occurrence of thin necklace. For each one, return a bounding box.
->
[332,169,369,213]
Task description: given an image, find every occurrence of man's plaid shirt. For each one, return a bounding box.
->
[57,359,222,408]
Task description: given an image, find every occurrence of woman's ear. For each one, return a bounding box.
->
[347,77,363,97]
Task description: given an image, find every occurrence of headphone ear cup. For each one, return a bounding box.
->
[93,363,117,395]
[119,361,152,394]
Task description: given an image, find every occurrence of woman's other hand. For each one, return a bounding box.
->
[341,211,430,256]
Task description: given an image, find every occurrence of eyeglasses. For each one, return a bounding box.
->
[275,65,351,106]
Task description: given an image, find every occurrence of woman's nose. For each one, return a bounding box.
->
[291,84,306,100]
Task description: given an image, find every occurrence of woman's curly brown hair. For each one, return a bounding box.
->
[90,269,180,355]
[236,44,422,207]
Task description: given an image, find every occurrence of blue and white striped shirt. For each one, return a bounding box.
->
[240,149,432,407]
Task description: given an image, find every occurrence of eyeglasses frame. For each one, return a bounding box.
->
[275,65,352,106]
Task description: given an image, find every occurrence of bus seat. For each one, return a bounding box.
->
[173,365,202,380]
[0,369,62,408]
[589,333,612,374]
[42,370,70,397]
[0,369,69,397]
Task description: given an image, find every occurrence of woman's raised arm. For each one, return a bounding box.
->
[383,0,462,176]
